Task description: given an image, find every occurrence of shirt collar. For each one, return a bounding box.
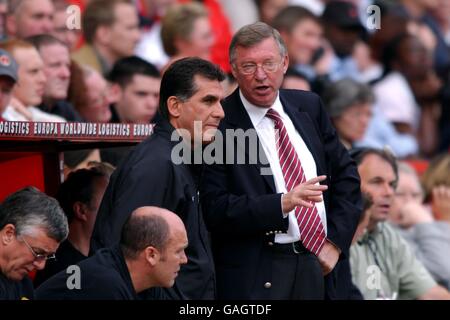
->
[239,90,283,127]
[93,46,111,75]
[359,222,384,245]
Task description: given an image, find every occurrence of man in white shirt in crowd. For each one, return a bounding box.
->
[0,39,65,122]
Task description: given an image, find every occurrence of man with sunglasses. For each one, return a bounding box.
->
[0,187,68,300]
[201,22,362,299]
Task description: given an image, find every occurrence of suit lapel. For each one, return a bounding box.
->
[224,90,276,192]
[279,91,326,175]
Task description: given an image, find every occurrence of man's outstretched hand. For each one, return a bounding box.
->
[282,175,328,213]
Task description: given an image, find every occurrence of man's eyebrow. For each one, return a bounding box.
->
[201,94,219,102]
[32,247,51,255]
[133,90,150,94]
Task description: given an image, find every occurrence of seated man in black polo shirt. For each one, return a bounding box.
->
[0,187,69,300]
[34,163,113,287]
[36,206,188,300]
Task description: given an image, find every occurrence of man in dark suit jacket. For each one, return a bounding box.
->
[90,57,226,299]
[201,22,362,299]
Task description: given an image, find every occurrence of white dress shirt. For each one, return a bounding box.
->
[135,23,169,71]
[3,105,66,122]
[240,91,327,244]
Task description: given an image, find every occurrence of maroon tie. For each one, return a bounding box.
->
[266,108,325,256]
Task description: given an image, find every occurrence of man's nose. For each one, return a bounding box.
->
[33,259,46,270]
[60,66,70,79]
[147,95,158,109]
[39,71,47,84]
[254,66,268,80]
[180,251,188,265]
[43,19,54,33]
[384,183,395,197]
[213,102,225,120]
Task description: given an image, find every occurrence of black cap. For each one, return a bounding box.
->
[322,1,364,30]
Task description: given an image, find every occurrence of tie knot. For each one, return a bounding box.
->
[266,108,282,124]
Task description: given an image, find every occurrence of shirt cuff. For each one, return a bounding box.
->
[281,193,289,218]
[326,238,342,255]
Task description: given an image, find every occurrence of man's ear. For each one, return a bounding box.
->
[109,83,122,103]
[145,246,160,266]
[95,25,111,45]
[5,15,17,37]
[167,96,181,119]
[1,224,16,245]
[73,201,88,222]
[174,36,189,55]
[279,30,290,44]
[230,63,238,79]
[282,54,289,74]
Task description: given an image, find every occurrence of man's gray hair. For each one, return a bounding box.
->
[229,22,287,64]
[0,187,68,242]
[322,78,374,118]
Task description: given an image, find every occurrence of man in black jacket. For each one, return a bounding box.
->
[91,57,225,299]
[201,22,362,300]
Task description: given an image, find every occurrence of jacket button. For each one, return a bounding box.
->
[264,282,272,289]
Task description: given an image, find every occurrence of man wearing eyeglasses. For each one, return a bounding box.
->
[201,22,362,300]
[0,187,68,300]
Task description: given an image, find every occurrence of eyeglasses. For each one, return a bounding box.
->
[20,236,56,262]
[236,60,283,75]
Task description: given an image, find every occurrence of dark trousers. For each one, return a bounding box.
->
[270,242,324,300]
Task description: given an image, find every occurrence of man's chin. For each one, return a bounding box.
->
[203,135,215,143]
[8,271,27,282]
[201,131,218,145]
[373,212,389,224]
